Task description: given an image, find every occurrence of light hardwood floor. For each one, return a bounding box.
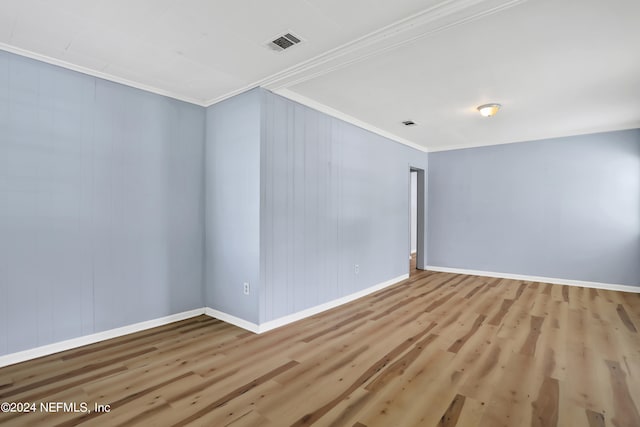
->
[1,263,639,426]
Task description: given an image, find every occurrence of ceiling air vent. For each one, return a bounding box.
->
[268,32,302,51]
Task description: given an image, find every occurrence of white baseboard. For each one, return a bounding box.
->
[258,274,409,333]
[426,265,640,294]
[0,273,411,367]
[206,273,409,334]
[0,308,205,368]
[204,308,260,333]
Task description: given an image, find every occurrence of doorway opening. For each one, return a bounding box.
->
[410,167,426,275]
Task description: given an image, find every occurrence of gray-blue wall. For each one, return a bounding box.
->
[0,51,429,356]
[9,45,637,360]
[0,51,205,356]
[204,88,261,323]
[203,89,428,325]
[260,91,428,322]
[427,129,640,287]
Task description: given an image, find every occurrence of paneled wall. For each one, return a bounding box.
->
[6,46,635,359]
[204,89,261,323]
[260,91,428,323]
[7,45,635,358]
[428,129,640,287]
[0,51,205,356]
[203,89,428,325]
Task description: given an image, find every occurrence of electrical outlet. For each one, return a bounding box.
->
[354,264,359,275]
[243,282,250,295]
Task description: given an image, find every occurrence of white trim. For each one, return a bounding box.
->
[0,0,525,112]
[258,273,409,333]
[0,308,205,368]
[202,85,263,109]
[205,273,409,334]
[204,308,260,333]
[204,1,525,112]
[239,0,528,94]
[274,89,427,153]
[0,44,207,107]
[4,40,634,155]
[426,266,640,293]
[425,125,640,153]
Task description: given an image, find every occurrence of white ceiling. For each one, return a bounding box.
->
[1,0,639,151]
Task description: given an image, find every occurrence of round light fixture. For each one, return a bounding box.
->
[477,103,501,117]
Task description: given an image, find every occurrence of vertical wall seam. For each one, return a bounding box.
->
[201,105,208,306]
[90,78,97,335]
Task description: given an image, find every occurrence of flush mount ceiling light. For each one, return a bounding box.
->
[477,103,501,117]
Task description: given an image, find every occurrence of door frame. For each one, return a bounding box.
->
[410,167,426,270]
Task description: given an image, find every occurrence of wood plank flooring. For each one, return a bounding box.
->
[1,264,639,426]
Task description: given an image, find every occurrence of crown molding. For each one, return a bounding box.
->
[203,0,528,105]
[1,0,529,146]
[259,0,527,92]
[275,88,428,152]
[202,0,528,153]
[425,124,640,153]
[0,43,207,107]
